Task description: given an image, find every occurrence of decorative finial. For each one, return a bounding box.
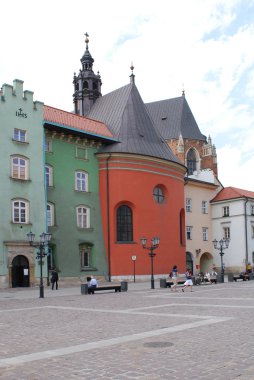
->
[182,83,185,96]
[130,62,135,84]
[85,32,89,49]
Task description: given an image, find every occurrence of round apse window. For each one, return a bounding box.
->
[153,186,165,203]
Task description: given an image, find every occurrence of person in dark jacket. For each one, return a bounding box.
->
[51,268,59,290]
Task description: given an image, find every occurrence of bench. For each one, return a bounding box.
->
[233,274,249,282]
[81,282,127,295]
[88,284,121,294]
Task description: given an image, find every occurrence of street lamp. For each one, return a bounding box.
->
[141,236,160,289]
[212,237,230,283]
[27,231,52,298]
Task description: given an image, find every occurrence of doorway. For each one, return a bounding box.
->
[11,255,30,287]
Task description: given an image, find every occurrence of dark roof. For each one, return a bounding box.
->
[146,96,206,141]
[88,83,184,164]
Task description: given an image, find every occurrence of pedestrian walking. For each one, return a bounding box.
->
[170,265,178,292]
[51,268,59,290]
[182,270,193,292]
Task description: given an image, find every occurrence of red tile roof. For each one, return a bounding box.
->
[211,187,254,202]
[43,105,113,139]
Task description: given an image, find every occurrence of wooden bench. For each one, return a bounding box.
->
[233,274,249,282]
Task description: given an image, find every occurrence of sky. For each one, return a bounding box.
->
[1,0,254,190]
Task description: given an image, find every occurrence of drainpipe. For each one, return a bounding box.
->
[244,198,249,266]
[106,154,112,282]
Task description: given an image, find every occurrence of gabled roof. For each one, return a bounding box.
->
[43,105,114,140]
[211,187,254,202]
[87,83,184,164]
[145,95,206,141]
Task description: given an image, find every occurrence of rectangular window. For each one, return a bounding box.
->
[202,201,208,214]
[13,128,26,142]
[223,206,229,217]
[75,171,88,192]
[202,227,208,241]
[77,206,90,228]
[45,138,52,152]
[252,226,254,238]
[224,227,230,239]
[186,198,192,212]
[45,166,53,187]
[80,245,92,269]
[76,146,87,160]
[186,226,192,240]
[251,205,254,216]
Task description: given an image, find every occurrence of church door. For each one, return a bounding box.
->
[11,255,30,287]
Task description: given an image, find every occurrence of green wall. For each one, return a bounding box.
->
[0,80,46,285]
[46,132,108,278]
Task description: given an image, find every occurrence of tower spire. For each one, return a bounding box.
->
[130,62,135,84]
[73,33,102,116]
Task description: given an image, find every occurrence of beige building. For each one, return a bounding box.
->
[184,169,222,274]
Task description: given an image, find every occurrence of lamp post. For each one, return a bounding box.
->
[27,231,52,298]
[212,237,230,283]
[132,255,137,283]
[141,236,160,289]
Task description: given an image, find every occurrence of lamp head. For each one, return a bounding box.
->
[141,237,147,247]
[27,231,35,246]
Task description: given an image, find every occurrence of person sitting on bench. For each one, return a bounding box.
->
[88,276,98,293]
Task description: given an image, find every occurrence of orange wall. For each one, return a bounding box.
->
[98,154,186,276]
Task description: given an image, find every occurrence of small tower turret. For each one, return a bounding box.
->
[73,33,102,116]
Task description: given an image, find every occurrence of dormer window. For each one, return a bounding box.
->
[161,116,167,120]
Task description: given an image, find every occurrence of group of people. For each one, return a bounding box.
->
[169,265,193,292]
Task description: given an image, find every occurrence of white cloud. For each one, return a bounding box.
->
[1,0,254,190]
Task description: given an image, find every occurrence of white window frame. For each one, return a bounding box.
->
[13,128,26,142]
[75,171,88,192]
[202,201,208,214]
[80,245,92,269]
[12,199,29,223]
[45,138,52,153]
[11,156,28,180]
[76,206,90,228]
[223,206,229,217]
[186,226,193,240]
[224,227,230,239]
[47,203,55,227]
[202,227,208,241]
[45,165,53,187]
[186,198,192,212]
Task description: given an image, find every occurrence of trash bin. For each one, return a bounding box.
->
[160,278,167,288]
[121,281,128,291]
[81,284,88,294]
[228,273,234,282]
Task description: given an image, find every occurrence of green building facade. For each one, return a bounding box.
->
[0,80,46,288]
[44,125,108,282]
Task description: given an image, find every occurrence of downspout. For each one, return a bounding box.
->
[244,198,249,266]
[106,154,112,282]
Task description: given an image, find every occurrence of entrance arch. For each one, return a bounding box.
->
[11,255,30,287]
[200,252,213,274]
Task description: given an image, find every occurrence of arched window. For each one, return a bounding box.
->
[153,186,165,203]
[11,155,28,180]
[116,205,133,242]
[83,81,89,89]
[187,149,197,175]
[47,203,55,227]
[12,199,29,223]
[45,165,53,186]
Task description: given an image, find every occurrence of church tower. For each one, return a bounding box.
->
[73,33,102,116]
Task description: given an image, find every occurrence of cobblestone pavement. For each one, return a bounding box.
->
[0,281,254,379]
